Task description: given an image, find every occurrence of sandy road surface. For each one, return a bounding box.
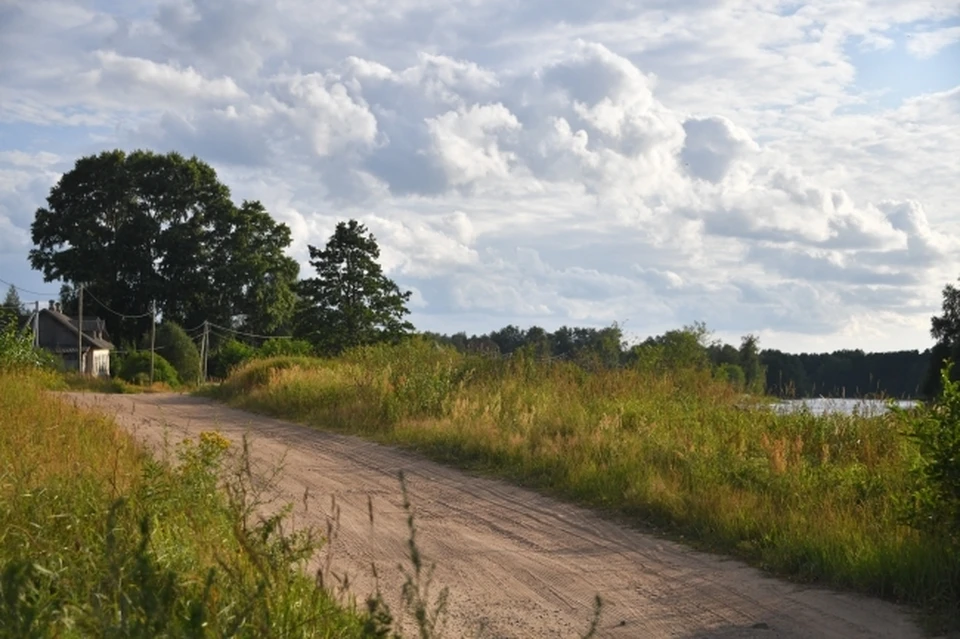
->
[65,392,925,639]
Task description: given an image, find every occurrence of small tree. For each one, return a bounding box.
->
[151,322,201,385]
[739,334,766,394]
[296,220,413,355]
[3,285,24,321]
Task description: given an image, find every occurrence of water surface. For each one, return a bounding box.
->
[772,398,918,417]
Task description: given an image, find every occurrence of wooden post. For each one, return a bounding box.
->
[150,300,156,384]
[77,284,84,375]
[33,301,39,348]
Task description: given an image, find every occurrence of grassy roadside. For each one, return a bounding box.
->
[206,341,960,631]
[0,368,375,637]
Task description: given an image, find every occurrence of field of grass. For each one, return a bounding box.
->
[0,368,383,637]
[208,339,960,629]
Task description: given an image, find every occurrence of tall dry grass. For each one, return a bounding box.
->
[210,339,960,627]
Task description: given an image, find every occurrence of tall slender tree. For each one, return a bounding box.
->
[2,285,23,318]
[924,279,960,397]
[296,220,413,355]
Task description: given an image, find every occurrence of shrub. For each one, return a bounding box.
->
[208,339,256,380]
[117,351,180,386]
[0,308,55,370]
[899,364,960,543]
[717,363,746,390]
[154,321,201,384]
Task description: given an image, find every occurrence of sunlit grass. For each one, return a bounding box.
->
[0,369,370,637]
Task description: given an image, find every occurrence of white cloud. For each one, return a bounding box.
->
[93,50,245,102]
[427,103,521,187]
[906,26,960,59]
[1,0,958,351]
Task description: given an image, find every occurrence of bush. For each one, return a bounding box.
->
[208,339,256,380]
[154,321,201,385]
[0,309,55,370]
[899,364,960,543]
[117,351,180,386]
[716,363,746,390]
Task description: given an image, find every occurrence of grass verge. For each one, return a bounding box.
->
[0,367,372,637]
[206,341,960,632]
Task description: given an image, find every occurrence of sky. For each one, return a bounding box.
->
[1,0,958,353]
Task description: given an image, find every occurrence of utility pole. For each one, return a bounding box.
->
[150,300,156,384]
[33,301,39,348]
[77,284,84,375]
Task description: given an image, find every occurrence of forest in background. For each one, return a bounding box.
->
[423,324,932,399]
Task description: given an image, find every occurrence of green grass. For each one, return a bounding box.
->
[0,368,378,638]
[206,340,960,631]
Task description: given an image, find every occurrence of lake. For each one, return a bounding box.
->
[771,398,919,417]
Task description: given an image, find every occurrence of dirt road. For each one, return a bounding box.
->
[66,392,926,639]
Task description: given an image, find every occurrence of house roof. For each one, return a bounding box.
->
[42,309,115,351]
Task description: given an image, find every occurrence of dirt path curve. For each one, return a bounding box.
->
[65,392,926,639]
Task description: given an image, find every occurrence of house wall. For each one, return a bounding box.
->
[88,349,110,377]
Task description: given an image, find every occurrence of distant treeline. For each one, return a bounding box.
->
[423,324,932,399]
[761,349,931,399]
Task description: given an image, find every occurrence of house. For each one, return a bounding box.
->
[34,302,115,376]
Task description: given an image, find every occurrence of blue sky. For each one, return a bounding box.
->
[1,0,958,352]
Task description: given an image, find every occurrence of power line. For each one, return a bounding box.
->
[183,322,207,334]
[207,321,293,341]
[0,276,60,297]
[83,288,152,319]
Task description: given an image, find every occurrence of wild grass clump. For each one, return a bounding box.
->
[213,339,960,627]
[0,369,370,637]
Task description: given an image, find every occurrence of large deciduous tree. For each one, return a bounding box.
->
[296,220,413,355]
[29,150,298,344]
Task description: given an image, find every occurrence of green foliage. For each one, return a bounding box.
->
[152,321,201,385]
[629,323,711,372]
[899,364,960,543]
[296,220,413,356]
[0,372,368,637]
[716,363,746,389]
[259,338,315,358]
[0,308,52,370]
[29,150,298,345]
[117,351,180,386]
[209,339,256,380]
[738,334,766,394]
[2,286,24,322]
[925,281,960,398]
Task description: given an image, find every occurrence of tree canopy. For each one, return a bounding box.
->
[295,220,413,355]
[29,150,298,344]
